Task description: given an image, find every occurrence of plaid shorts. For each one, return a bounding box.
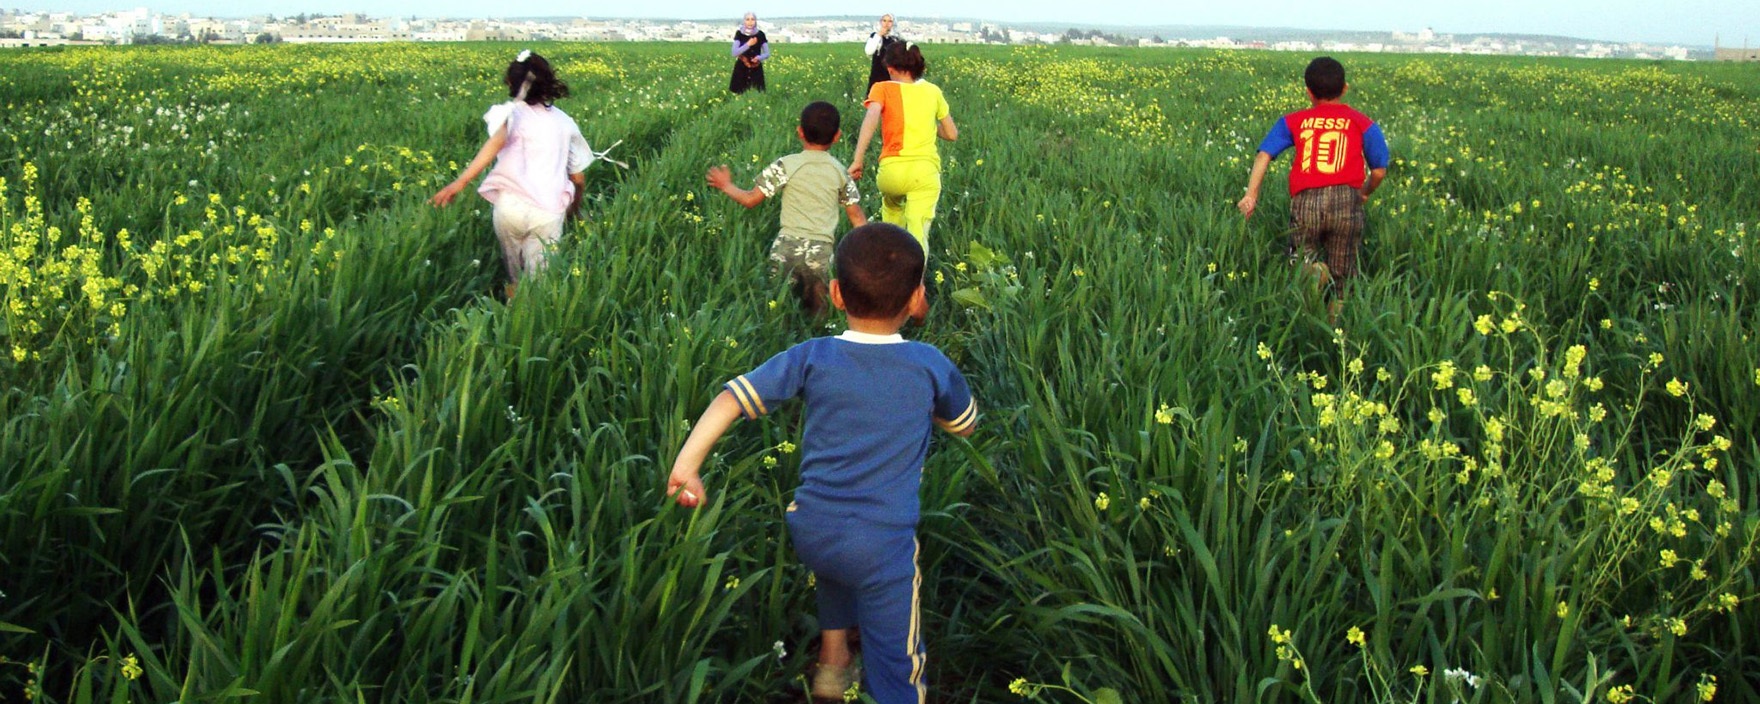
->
[1287,184,1365,283]
[768,234,832,283]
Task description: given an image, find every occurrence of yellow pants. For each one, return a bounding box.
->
[876,158,941,251]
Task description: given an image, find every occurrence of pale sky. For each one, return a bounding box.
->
[21,0,1757,46]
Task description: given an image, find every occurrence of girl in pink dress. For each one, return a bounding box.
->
[431,50,592,299]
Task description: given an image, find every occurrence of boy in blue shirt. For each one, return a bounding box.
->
[667,222,978,704]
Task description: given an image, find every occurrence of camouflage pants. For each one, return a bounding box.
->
[768,235,833,316]
[768,235,832,284]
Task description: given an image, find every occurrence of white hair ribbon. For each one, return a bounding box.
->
[513,49,535,101]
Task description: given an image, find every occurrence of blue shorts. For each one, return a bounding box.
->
[786,509,926,704]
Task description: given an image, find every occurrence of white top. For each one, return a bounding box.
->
[838,330,905,345]
[478,101,592,214]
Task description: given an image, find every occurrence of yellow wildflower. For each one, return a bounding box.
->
[1474,314,1495,335]
[1432,361,1457,389]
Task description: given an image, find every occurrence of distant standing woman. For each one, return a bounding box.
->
[848,42,957,251]
[730,12,769,93]
[430,50,592,300]
[863,14,903,89]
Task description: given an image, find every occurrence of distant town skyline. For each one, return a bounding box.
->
[9,0,1756,46]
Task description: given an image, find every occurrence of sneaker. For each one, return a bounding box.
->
[1301,260,1333,293]
[811,662,860,701]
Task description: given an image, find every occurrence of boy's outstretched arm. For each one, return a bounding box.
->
[667,389,745,508]
[1236,151,1273,219]
[706,165,766,209]
[845,203,869,227]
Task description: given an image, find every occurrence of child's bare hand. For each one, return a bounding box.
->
[706,165,733,190]
[667,471,707,509]
[1236,194,1258,219]
[430,181,466,207]
[847,161,864,180]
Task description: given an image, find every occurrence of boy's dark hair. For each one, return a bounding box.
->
[507,52,569,105]
[799,101,841,146]
[882,42,926,78]
[834,223,924,319]
[1304,57,1346,100]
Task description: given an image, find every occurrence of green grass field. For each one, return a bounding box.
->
[1,41,1757,703]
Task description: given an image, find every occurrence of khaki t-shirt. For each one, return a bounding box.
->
[754,150,862,243]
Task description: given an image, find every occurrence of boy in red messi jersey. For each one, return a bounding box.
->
[1237,56,1390,310]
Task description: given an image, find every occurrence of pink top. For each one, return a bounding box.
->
[478,101,592,214]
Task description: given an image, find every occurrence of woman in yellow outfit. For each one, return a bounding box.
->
[847,42,958,251]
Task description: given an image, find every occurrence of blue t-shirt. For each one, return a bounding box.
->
[725,331,977,527]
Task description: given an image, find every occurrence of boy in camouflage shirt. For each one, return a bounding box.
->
[708,101,868,317]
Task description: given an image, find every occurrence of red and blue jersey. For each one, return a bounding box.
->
[1257,103,1390,195]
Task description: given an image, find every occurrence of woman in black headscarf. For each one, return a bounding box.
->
[730,12,769,93]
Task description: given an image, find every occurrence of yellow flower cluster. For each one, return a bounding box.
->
[1266,624,1304,670]
[2,166,133,360]
[949,50,1173,146]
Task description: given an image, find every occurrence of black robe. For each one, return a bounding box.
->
[730,29,767,93]
[867,33,904,89]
